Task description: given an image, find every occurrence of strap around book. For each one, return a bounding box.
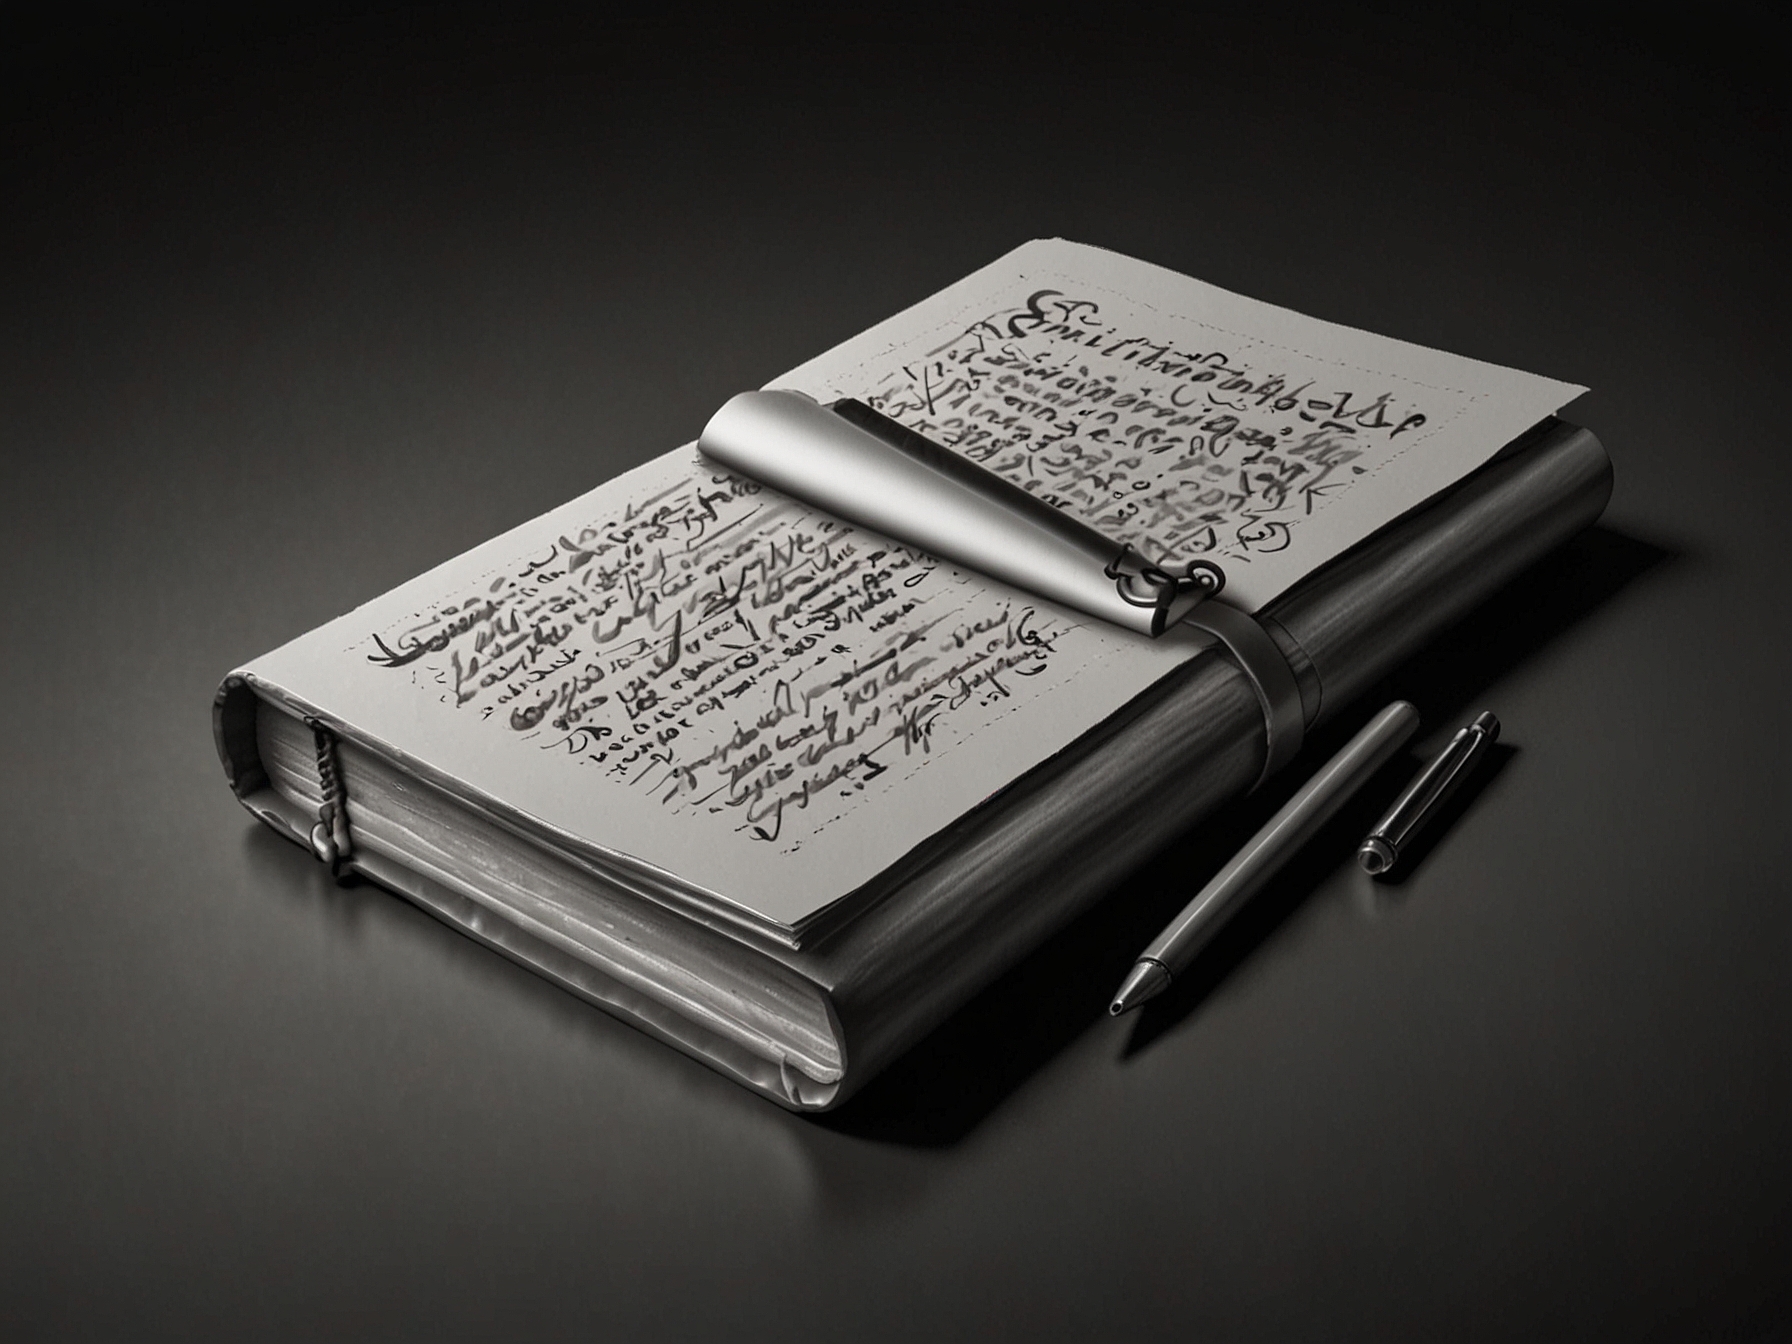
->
[1179,601,1305,790]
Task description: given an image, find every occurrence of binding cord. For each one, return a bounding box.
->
[304,717,354,882]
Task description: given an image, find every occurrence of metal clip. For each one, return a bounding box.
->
[304,717,354,883]
[1106,550,1226,633]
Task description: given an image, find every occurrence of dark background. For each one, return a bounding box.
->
[3,4,1787,1339]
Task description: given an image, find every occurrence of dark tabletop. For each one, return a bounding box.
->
[3,6,1787,1340]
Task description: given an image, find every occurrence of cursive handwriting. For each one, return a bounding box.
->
[365,464,1076,849]
[864,288,1433,573]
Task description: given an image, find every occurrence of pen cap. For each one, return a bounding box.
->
[1356,709,1501,875]
[699,390,1215,637]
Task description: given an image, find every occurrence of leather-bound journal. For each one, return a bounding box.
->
[213,240,1609,1109]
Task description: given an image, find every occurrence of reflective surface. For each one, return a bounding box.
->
[1,7,1786,1340]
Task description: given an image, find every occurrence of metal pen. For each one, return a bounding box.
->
[1110,701,1421,1015]
[1356,711,1500,877]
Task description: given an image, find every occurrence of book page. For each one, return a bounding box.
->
[246,240,1580,930]
[777,240,1583,611]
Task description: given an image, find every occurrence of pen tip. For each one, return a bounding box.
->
[1110,960,1172,1015]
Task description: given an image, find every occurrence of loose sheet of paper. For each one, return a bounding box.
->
[247,240,1581,929]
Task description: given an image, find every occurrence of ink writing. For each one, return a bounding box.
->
[366,462,1082,850]
[865,288,1436,575]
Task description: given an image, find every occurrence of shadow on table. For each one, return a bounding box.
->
[813,524,1674,1149]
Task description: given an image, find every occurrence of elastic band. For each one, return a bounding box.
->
[304,718,354,881]
[1182,601,1306,789]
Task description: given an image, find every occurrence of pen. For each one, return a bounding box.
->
[1110,700,1420,1015]
[1357,711,1500,876]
